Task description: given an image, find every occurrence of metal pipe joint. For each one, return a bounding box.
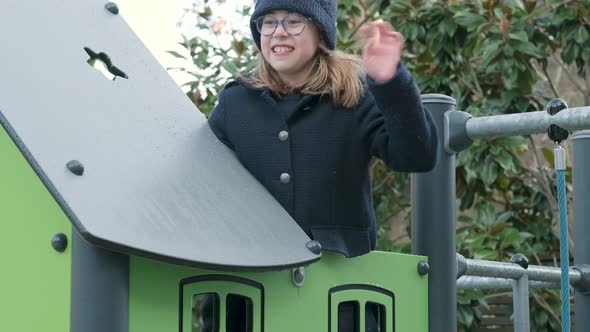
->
[573,264,590,295]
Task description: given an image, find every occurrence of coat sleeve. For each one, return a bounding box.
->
[358,62,439,172]
[207,89,235,150]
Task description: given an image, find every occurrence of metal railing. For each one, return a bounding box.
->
[412,95,590,332]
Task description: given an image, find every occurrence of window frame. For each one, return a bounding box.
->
[179,275,264,332]
[328,284,395,332]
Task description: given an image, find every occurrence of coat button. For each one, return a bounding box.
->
[280,173,291,184]
[278,131,289,142]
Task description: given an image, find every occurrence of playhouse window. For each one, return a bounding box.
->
[366,302,386,331]
[181,275,263,332]
[226,294,254,332]
[338,301,360,332]
[329,285,394,332]
[192,293,220,332]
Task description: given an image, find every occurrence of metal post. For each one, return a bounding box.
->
[572,130,590,331]
[71,229,129,332]
[412,94,457,332]
[512,275,530,332]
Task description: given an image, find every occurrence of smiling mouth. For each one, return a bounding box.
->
[272,46,294,54]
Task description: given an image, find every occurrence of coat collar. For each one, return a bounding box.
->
[233,76,324,122]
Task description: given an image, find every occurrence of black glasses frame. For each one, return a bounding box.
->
[255,14,313,36]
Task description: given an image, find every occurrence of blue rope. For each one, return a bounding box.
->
[557,168,570,332]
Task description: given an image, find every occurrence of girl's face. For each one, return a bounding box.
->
[259,10,321,86]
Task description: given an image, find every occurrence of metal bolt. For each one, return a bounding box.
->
[278,131,289,142]
[292,267,305,287]
[51,233,68,252]
[66,160,84,176]
[546,98,569,143]
[105,2,119,15]
[280,173,291,184]
[306,240,321,255]
[417,261,430,276]
[510,253,529,269]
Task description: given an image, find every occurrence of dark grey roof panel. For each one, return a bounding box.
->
[0,0,319,271]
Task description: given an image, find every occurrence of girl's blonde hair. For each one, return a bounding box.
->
[243,45,366,109]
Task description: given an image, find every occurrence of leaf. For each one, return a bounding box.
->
[473,249,498,260]
[443,17,458,36]
[476,202,496,227]
[481,159,499,186]
[221,61,239,76]
[495,150,516,172]
[500,227,520,247]
[513,40,542,58]
[457,307,475,327]
[460,189,475,210]
[534,309,548,326]
[458,215,473,223]
[497,136,527,149]
[509,31,529,42]
[481,41,503,66]
[453,12,486,30]
[496,211,514,223]
[166,51,187,60]
[562,43,576,63]
[490,222,508,235]
[575,26,589,44]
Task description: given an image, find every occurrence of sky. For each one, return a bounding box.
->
[116,0,250,87]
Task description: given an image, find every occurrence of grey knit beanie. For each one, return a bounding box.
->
[250,0,338,50]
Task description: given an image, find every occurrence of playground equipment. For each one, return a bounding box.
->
[456,253,590,332]
[1,1,589,332]
[414,96,590,331]
[0,1,428,331]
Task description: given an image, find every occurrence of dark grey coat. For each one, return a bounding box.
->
[208,63,438,257]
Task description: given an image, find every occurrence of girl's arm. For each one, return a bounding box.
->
[358,21,439,172]
[359,63,438,172]
[208,89,235,150]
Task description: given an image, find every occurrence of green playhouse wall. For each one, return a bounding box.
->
[0,126,72,331]
[129,251,428,332]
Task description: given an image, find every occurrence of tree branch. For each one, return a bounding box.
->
[541,63,560,98]
[531,290,561,326]
[528,136,557,213]
[555,57,586,96]
[348,0,378,39]
[469,66,484,98]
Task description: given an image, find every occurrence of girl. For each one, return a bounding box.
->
[209,0,438,258]
[207,1,438,331]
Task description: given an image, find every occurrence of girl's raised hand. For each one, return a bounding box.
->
[360,20,405,83]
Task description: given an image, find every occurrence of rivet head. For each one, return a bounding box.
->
[417,261,430,276]
[51,233,68,252]
[105,2,119,15]
[67,160,84,176]
[292,267,305,287]
[510,253,529,269]
[546,98,568,115]
[306,240,321,255]
[280,173,291,184]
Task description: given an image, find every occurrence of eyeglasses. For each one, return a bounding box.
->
[255,13,312,36]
